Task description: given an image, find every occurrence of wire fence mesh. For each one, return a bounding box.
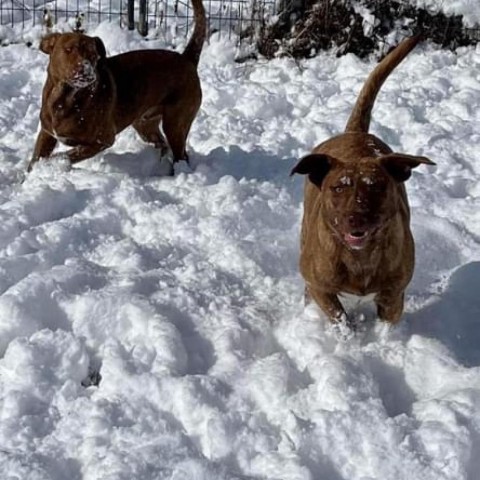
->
[0,0,278,42]
[1,0,478,53]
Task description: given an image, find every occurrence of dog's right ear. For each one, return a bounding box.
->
[94,37,107,60]
[40,33,61,54]
[290,153,337,187]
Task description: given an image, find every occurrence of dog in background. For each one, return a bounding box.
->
[28,0,206,174]
[291,35,435,328]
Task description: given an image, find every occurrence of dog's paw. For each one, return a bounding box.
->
[304,302,321,319]
[328,314,356,342]
[50,153,72,171]
[15,170,27,185]
[158,156,174,176]
[351,312,368,333]
[374,319,406,342]
[174,160,194,175]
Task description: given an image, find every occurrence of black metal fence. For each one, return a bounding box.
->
[0,0,277,41]
[1,0,478,54]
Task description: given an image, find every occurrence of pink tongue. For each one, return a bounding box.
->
[345,233,367,247]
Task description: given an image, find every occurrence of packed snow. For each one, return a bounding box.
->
[1,20,480,480]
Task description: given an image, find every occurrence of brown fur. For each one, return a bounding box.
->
[291,35,435,326]
[28,0,206,173]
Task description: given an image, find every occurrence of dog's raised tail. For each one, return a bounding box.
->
[182,0,207,67]
[344,35,422,133]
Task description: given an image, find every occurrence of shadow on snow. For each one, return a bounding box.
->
[408,261,480,367]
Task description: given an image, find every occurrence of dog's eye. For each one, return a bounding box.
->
[64,47,72,54]
[331,186,344,193]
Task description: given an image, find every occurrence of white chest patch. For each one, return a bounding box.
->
[53,129,69,143]
[338,291,377,310]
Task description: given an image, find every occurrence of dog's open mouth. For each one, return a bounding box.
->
[344,230,369,249]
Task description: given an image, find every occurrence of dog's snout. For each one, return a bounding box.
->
[80,59,93,70]
[348,214,367,230]
[354,196,369,213]
[356,193,367,204]
[347,211,380,232]
[354,187,372,207]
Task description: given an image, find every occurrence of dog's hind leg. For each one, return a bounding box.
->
[134,116,175,176]
[162,102,199,164]
[162,120,189,163]
[133,117,168,154]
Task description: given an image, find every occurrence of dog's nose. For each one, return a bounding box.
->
[355,192,370,208]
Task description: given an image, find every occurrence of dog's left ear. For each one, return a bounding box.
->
[290,153,338,187]
[94,37,107,60]
[380,153,435,182]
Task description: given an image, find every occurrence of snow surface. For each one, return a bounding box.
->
[1,23,480,480]
[407,0,480,27]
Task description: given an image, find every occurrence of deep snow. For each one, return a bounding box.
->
[0,19,480,480]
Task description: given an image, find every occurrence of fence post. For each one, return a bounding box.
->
[138,0,148,36]
[127,0,134,30]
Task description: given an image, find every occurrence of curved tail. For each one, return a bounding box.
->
[182,0,207,67]
[345,35,423,133]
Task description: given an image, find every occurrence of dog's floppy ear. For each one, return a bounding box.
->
[380,153,435,182]
[94,37,107,60]
[40,33,61,54]
[290,153,337,187]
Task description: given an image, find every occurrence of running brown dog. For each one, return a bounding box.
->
[28,0,206,173]
[291,35,435,327]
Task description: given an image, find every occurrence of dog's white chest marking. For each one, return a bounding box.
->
[339,291,377,309]
[337,292,378,320]
[52,129,69,143]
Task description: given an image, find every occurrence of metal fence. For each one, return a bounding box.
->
[0,0,277,40]
[1,0,478,50]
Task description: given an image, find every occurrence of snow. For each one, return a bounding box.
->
[351,0,480,30]
[407,0,480,27]
[352,0,480,29]
[0,23,480,480]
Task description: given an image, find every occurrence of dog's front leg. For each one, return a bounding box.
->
[28,129,58,172]
[307,286,349,324]
[66,141,113,165]
[376,291,405,324]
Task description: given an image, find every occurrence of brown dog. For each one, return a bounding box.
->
[291,35,435,327]
[28,0,206,173]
